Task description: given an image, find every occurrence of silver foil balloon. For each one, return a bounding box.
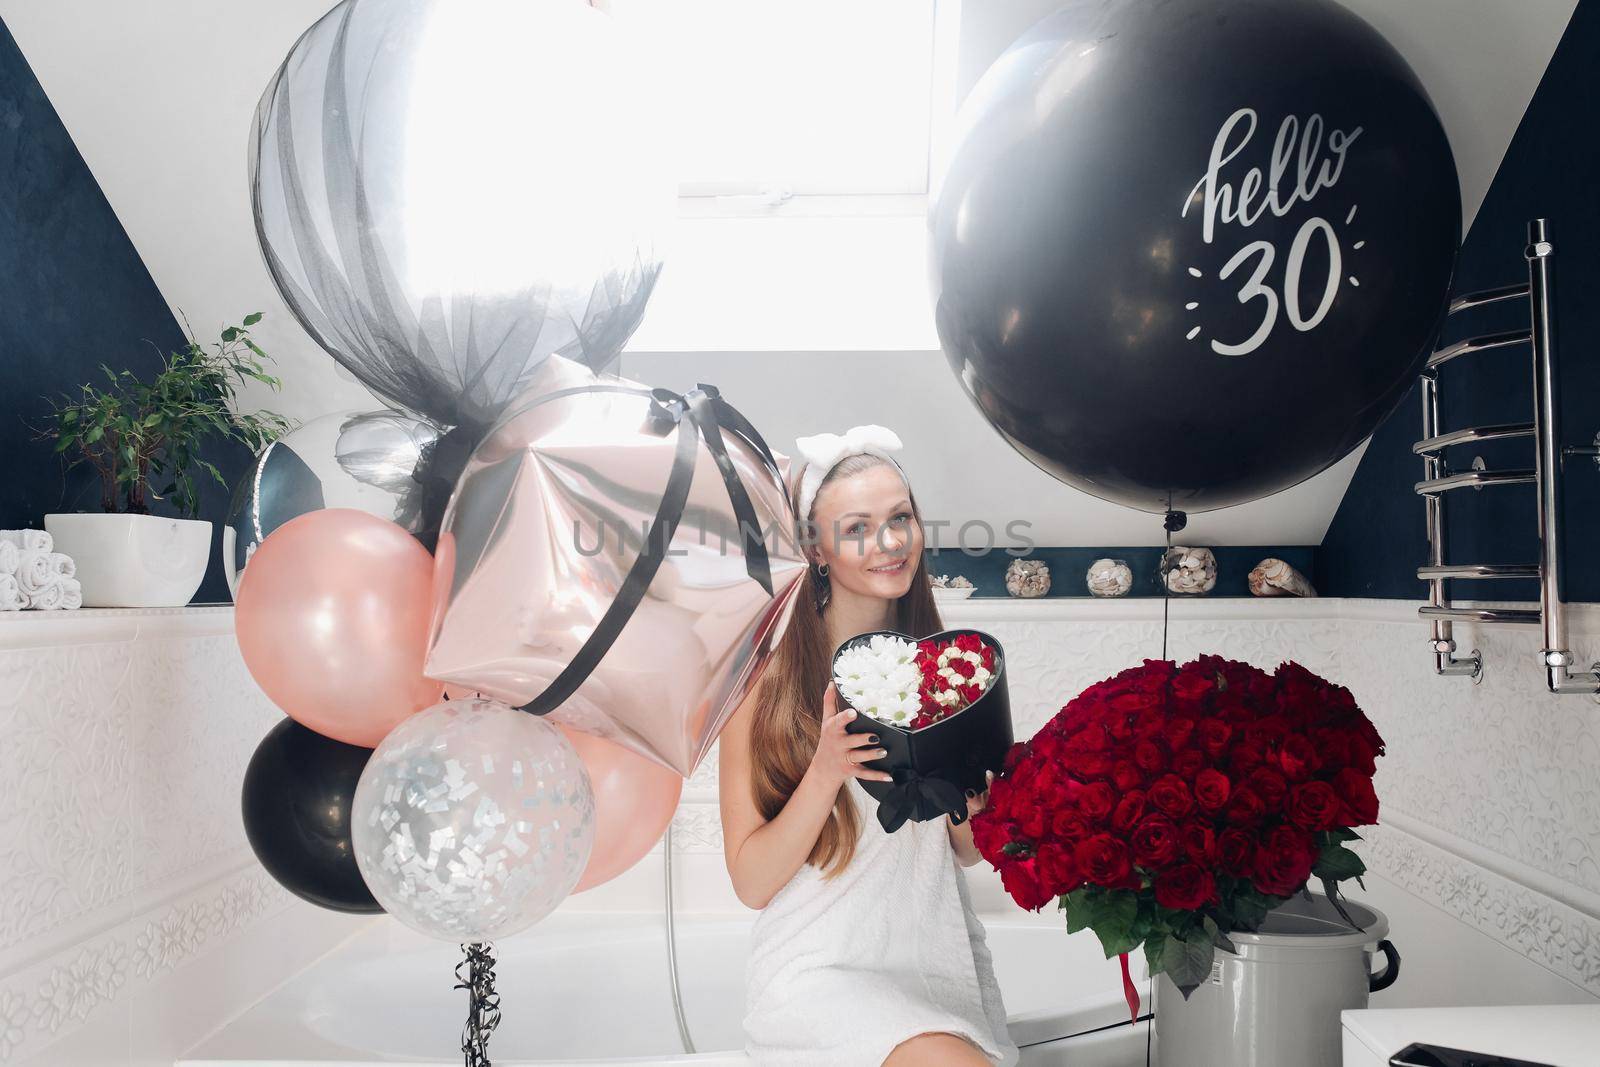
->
[425,355,807,776]
[223,409,438,595]
[248,0,669,430]
[351,698,594,942]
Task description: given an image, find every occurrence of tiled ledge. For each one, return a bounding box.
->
[6,597,1600,648]
[0,605,234,649]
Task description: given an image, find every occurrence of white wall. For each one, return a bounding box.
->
[0,0,1579,549]
[0,610,359,1066]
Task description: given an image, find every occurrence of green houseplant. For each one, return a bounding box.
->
[40,314,290,606]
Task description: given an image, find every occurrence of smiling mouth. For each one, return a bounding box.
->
[869,559,908,574]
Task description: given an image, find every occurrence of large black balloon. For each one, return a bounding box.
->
[930,0,1460,513]
[242,718,382,914]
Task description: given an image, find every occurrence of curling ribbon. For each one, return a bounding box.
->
[1119,951,1139,1025]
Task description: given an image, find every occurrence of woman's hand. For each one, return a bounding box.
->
[964,772,994,822]
[809,682,894,788]
[948,771,994,867]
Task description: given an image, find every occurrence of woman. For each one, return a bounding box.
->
[719,425,1019,1067]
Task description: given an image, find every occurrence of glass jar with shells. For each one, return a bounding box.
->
[1157,546,1217,596]
[1005,557,1051,598]
[1085,557,1133,597]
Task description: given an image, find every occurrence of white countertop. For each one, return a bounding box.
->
[1344,1005,1600,1066]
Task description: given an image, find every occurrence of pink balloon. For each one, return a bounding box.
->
[561,724,683,893]
[236,508,444,747]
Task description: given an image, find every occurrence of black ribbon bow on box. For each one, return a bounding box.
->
[834,628,1015,834]
[875,766,972,834]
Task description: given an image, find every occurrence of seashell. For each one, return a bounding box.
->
[1248,557,1316,598]
[1005,558,1051,598]
[1160,546,1217,595]
[1085,558,1133,598]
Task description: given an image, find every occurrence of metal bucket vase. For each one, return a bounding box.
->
[1153,894,1399,1067]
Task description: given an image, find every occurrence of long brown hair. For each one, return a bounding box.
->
[747,453,944,877]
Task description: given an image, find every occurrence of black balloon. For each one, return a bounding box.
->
[930,0,1460,513]
[242,718,382,914]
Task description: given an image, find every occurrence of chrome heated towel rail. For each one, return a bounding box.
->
[1414,218,1599,693]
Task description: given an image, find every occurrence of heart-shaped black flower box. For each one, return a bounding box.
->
[832,628,1014,833]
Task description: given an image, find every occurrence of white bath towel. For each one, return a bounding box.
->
[14,549,54,595]
[742,780,1019,1066]
[0,573,25,611]
[47,552,75,580]
[27,576,81,611]
[0,529,52,553]
[0,539,17,576]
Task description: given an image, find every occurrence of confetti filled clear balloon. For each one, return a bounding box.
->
[351,699,595,942]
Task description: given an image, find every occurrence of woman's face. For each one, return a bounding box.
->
[809,464,923,601]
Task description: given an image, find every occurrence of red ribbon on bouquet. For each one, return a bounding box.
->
[1118,952,1139,1024]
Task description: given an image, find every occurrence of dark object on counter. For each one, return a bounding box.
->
[1391,1044,1557,1067]
[834,628,1014,833]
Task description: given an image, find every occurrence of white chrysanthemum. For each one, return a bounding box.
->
[833,635,922,724]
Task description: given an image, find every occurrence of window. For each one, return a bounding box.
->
[603,0,940,200]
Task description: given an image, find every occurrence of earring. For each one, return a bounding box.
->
[813,562,831,613]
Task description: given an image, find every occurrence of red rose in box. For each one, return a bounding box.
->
[831,629,1014,832]
[971,655,1384,1001]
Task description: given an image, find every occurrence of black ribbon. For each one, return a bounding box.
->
[517,382,784,717]
[875,767,970,834]
[454,941,500,1067]
[408,421,491,554]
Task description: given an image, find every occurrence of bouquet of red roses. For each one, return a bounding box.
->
[971,655,1383,999]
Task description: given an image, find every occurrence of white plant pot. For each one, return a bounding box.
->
[1153,894,1397,1067]
[44,513,212,608]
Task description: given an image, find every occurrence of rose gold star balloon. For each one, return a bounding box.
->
[424,356,805,776]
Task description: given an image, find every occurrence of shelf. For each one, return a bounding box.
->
[0,604,234,650]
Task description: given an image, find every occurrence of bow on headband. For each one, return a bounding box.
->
[795,424,906,521]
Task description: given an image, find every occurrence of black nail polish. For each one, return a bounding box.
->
[965,788,976,798]
[868,734,879,744]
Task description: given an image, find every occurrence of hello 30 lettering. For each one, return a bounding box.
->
[1182,108,1363,356]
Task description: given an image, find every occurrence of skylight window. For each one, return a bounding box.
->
[603,0,939,199]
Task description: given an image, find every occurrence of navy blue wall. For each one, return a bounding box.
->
[924,545,1317,599]
[1319,1,1600,603]
[0,18,244,602]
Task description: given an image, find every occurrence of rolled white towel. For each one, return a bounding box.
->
[0,529,52,553]
[47,552,75,579]
[0,573,25,611]
[0,540,17,576]
[27,576,71,610]
[57,577,82,610]
[15,550,53,596]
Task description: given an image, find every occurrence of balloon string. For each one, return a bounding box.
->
[1161,541,1170,662]
[1159,495,1176,661]
[456,941,501,1067]
[1145,974,1155,1065]
[1159,499,1187,660]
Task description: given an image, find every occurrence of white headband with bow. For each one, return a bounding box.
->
[794,424,906,521]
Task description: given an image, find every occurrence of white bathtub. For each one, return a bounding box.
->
[182,910,1150,1066]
